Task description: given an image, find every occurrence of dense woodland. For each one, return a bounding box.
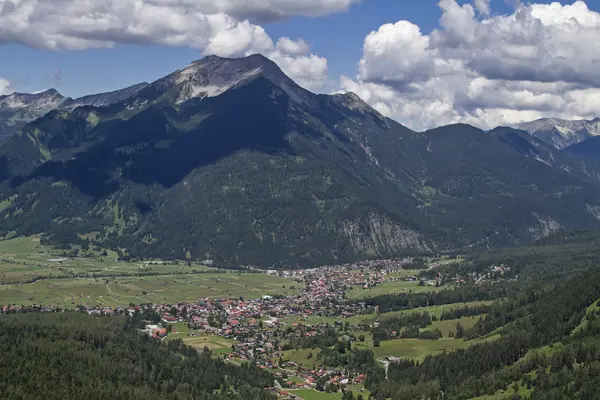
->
[426,230,600,283]
[0,313,275,400]
[372,312,438,341]
[361,266,600,400]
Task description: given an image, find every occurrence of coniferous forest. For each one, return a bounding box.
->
[359,266,600,400]
[0,313,275,400]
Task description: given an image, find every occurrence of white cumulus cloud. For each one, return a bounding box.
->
[0,78,13,95]
[0,0,342,91]
[474,0,491,16]
[142,0,361,22]
[342,0,600,131]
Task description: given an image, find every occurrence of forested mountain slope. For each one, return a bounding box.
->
[565,135,600,161]
[359,252,600,399]
[0,312,274,400]
[2,55,600,266]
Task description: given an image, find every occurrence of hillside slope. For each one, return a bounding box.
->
[2,55,600,266]
[565,135,600,161]
[0,312,274,400]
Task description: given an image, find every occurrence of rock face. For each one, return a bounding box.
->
[63,83,149,109]
[517,117,600,149]
[0,90,66,140]
[3,54,600,267]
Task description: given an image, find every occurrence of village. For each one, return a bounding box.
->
[1,258,418,396]
[0,255,511,398]
[136,260,418,397]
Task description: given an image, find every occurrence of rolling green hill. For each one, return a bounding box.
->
[3,54,600,267]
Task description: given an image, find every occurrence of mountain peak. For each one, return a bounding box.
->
[166,54,310,104]
[0,88,65,111]
[39,88,61,96]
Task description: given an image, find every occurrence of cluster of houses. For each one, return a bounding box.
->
[276,362,366,389]
[445,263,513,285]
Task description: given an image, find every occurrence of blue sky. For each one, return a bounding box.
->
[0,0,573,97]
[1,0,599,130]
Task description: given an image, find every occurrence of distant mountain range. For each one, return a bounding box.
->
[3,54,600,267]
[0,83,148,141]
[517,117,600,149]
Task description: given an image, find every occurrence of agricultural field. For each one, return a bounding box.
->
[182,335,234,356]
[166,323,235,355]
[0,272,302,307]
[0,236,214,283]
[287,389,342,400]
[281,348,323,368]
[280,316,490,371]
[0,236,302,307]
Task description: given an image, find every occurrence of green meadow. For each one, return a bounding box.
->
[0,236,301,307]
[345,280,446,299]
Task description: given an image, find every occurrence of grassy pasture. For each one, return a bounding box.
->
[0,236,216,284]
[181,335,234,355]
[428,315,481,337]
[382,269,423,279]
[288,389,341,399]
[345,280,446,299]
[352,324,498,362]
[572,297,600,334]
[166,323,234,356]
[0,272,301,307]
[0,235,302,307]
[353,335,475,361]
[278,301,492,328]
[282,348,323,369]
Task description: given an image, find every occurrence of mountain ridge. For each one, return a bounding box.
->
[517,116,600,149]
[0,83,148,142]
[3,54,600,267]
